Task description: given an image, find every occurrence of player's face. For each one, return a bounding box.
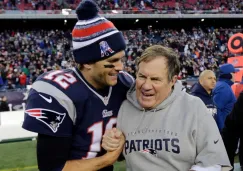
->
[91,51,125,88]
[201,72,216,91]
[136,57,177,109]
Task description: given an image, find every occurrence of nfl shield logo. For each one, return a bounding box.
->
[99,41,114,58]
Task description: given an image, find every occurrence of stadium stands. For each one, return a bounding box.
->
[0,27,241,91]
[0,0,243,13]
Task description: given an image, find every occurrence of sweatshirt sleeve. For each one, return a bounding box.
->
[194,99,232,170]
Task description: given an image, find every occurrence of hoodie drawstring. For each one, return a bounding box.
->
[132,108,146,135]
[132,109,157,136]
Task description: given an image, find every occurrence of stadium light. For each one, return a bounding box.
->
[111,10,118,13]
[156,20,158,23]
[135,19,139,23]
[62,9,71,15]
[201,19,204,22]
[64,20,67,23]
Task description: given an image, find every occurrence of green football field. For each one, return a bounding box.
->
[0,140,240,171]
[0,140,126,171]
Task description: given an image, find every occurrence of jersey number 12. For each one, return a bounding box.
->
[44,70,77,89]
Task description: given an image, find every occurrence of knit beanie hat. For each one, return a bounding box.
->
[72,0,126,64]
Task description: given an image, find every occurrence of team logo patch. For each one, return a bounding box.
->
[99,41,114,58]
[25,108,66,133]
[141,148,157,157]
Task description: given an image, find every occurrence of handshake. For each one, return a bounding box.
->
[101,128,125,165]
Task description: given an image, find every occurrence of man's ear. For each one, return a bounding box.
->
[172,75,178,85]
[83,64,92,70]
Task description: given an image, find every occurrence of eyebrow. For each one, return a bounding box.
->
[138,73,146,77]
[208,76,216,79]
[138,73,162,80]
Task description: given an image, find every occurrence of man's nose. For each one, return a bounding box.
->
[114,60,123,71]
[142,78,153,90]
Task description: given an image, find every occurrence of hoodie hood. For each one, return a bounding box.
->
[127,80,183,111]
[190,82,211,97]
[218,78,234,87]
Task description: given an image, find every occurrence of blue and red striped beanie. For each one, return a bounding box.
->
[72,0,126,64]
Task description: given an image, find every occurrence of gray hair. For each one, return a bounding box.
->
[136,45,180,81]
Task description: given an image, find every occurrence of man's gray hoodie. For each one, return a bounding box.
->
[117,81,231,171]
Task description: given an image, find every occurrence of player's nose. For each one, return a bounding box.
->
[114,60,123,71]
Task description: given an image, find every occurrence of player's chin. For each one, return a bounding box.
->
[107,79,118,86]
[106,75,118,86]
[106,77,118,86]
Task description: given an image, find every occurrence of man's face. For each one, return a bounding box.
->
[136,57,177,109]
[200,72,216,91]
[89,51,125,89]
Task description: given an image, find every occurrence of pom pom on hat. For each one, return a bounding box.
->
[76,0,99,20]
[72,0,126,64]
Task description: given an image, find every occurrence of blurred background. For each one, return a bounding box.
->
[0,0,243,170]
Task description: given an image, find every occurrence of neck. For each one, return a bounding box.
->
[80,69,104,90]
[206,89,211,95]
[203,86,211,95]
[199,82,211,95]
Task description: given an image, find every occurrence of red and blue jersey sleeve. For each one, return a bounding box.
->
[22,81,76,137]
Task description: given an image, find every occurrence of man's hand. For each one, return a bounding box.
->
[63,128,125,171]
[102,128,125,165]
[102,128,124,152]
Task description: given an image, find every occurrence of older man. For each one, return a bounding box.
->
[22,1,133,171]
[102,45,231,171]
[191,70,217,117]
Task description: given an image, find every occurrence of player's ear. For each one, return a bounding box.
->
[83,64,92,70]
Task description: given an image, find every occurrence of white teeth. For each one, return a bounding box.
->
[109,73,117,76]
[142,92,153,96]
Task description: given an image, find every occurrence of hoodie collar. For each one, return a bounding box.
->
[218,78,234,87]
[190,82,211,96]
[127,80,183,111]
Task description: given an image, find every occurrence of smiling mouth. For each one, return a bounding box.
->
[108,73,118,77]
[142,92,154,97]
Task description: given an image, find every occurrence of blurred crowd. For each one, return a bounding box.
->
[0,27,241,90]
[123,27,242,79]
[0,29,73,90]
[1,0,243,12]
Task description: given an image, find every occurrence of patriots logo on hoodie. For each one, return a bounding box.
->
[141,148,157,157]
[25,108,66,133]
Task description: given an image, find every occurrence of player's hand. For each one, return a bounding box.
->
[103,131,125,165]
[102,128,124,152]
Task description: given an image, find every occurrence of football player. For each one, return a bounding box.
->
[22,0,134,171]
